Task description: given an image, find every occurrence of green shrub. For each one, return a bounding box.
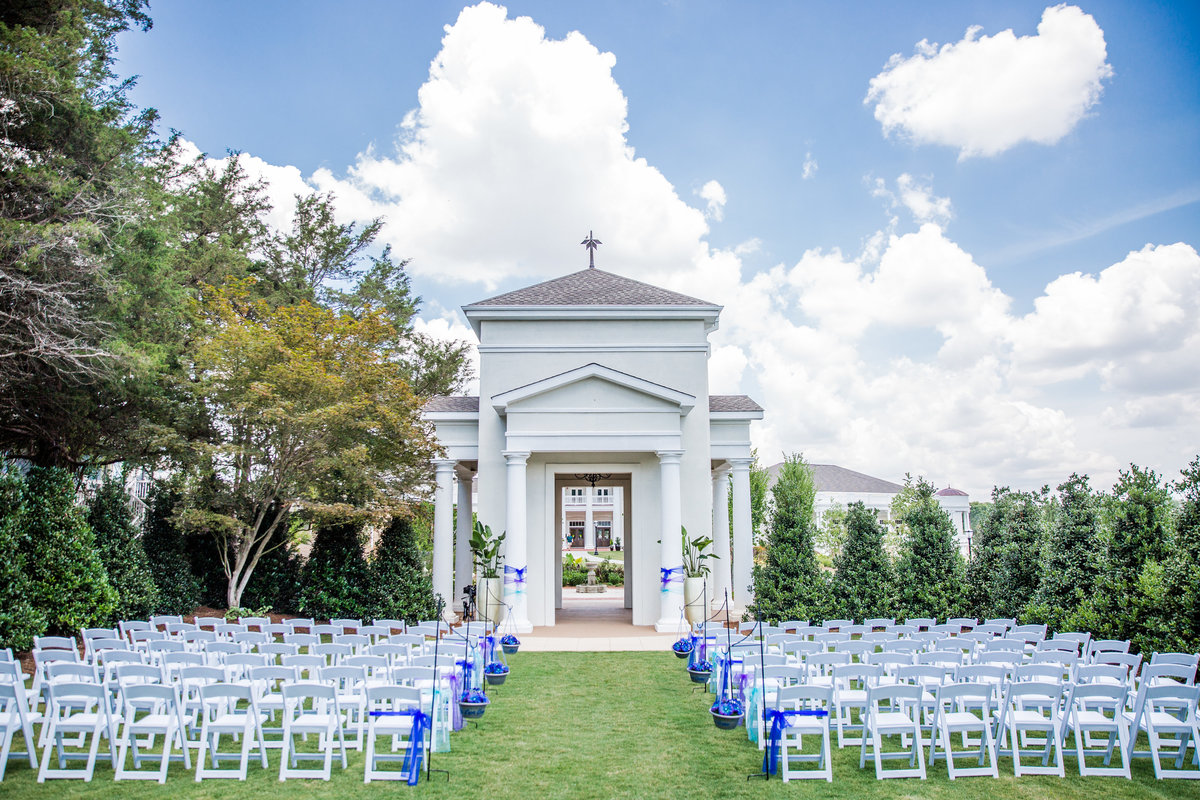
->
[367,515,437,624]
[18,467,116,634]
[141,481,201,615]
[831,501,892,620]
[562,568,587,587]
[0,471,45,650]
[88,480,159,622]
[893,476,965,622]
[298,519,371,619]
[594,560,624,586]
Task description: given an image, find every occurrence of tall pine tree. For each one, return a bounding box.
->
[1025,474,1101,630]
[893,477,964,622]
[831,501,893,621]
[748,454,829,623]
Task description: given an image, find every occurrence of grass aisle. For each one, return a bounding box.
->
[2,652,1195,798]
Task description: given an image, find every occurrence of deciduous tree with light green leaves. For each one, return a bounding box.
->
[180,279,443,608]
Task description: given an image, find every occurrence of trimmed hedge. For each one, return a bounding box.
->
[88,480,159,623]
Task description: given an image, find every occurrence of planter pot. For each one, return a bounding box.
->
[686,668,712,684]
[479,577,504,625]
[683,577,707,625]
[459,701,488,720]
[672,646,692,659]
[501,643,520,655]
[485,671,508,686]
[710,710,743,730]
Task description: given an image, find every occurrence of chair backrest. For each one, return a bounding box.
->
[1065,681,1126,717]
[150,614,182,628]
[121,682,178,713]
[814,633,849,649]
[984,617,1015,630]
[372,619,407,635]
[281,654,323,679]
[335,633,371,651]
[203,641,242,659]
[957,664,1008,686]
[862,632,898,644]
[832,663,882,690]
[1014,663,1064,684]
[258,642,299,658]
[284,618,315,633]
[916,651,961,668]
[904,618,935,631]
[1031,650,1078,672]
[284,633,318,650]
[864,618,894,630]
[312,623,341,637]
[47,680,106,707]
[976,652,1021,668]
[161,652,204,679]
[1053,631,1091,649]
[1010,623,1047,641]
[867,682,923,711]
[194,615,223,630]
[779,620,810,633]
[936,681,993,711]
[365,683,421,708]
[983,638,1025,653]
[148,639,186,657]
[359,625,389,642]
[881,639,922,655]
[776,683,832,710]
[233,631,268,647]
[47,662,95,683]
[869,653,914,675]
[262,624,289,638]
[842,624,870,638]
[760,664,803,687]
[179,665,226,685]
[1092,651,1142,680]
[805,652,851,678]
[834,640,875,660]
[972,624,1006,637]
[889,624,918,637]
[214,623,243,639]
[199,681,253,706]
[824,619,852,632]
[238,616,270,631]
[1005,680,1063,707]
[1036,639,1078,654]
[1141,661,1197,686]
[946,617,977,630]
[344,655,389,679]
[392,666,439,686]
[34,635,76,652]
[314,643,352,664]
[35,649,80,669]
[897,663,954,689]
[320,665,366,690]
[249,665,298,691]
[105,657,154,684]
[794,625,825,640]
[1150,652,1199,670]
[1074,663,1129,686]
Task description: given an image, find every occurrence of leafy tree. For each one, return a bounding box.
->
[831,501,893,620]
[0,0,163,468]
[966,486,1046,619]
[17,467,116,633]
[816,504,848,561]
[0,471,46,649]
[748,453,829,623]
[179,278,443,607]
[1071,465,1175,652]
[368,515,437,624]
[1024,474,1101,630]
[893,476,964,621]
[141,480,200,614]
[1164,455,1200,652]
[240,512,303,613]
[87,479,159,622]
[298,520,371,619]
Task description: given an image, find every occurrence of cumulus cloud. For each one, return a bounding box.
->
[865,5,1113,158]
[217,2,1196,497]
[697,180,727,221]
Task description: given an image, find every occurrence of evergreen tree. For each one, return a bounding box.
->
[966,487,1045,619]
[1025,474,1101,631]
[1073,465,1174,653]
[17,467,116,633]
[893,476,965,621]
[368,515,437,624]
[831,501,893,620]
[298,520,371,619]
[1164,455,1200,652]
[87,479,159,622]
[141,481,200,614]
[748,454,829,623]
[0,471,46,650]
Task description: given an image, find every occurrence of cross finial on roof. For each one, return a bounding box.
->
[581,230,601,268]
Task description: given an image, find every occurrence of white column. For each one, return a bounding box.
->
[730,458,754,608]
[584,489,595,550]
[655,450,685,632]
[454,466,473,602]
[711,467,732,609]
[503,451,532,633]
[432,459,456,612]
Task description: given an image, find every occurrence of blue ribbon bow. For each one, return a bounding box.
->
[659,565,683,591]
[503,565,527,593]
[367,708,429,785]
[761,708,829,776]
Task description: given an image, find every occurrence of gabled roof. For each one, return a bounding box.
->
[490,363,695,416]
[464,268,717,308]
[767,462,904,495]
[425,394,762,416]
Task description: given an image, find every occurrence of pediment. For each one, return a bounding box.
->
[491,363,694,416]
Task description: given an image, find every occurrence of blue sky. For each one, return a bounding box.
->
[117,2,1200,496]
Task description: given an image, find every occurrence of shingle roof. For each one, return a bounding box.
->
[936,487,968,497]
[767,462,904,494]
[465,268,716,308]
[424,396,479,413]
[709,395,764,413]
[425,394,762,414]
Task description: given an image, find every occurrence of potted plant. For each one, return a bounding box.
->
[458,688,490,719]
[484,661,510,686]
[687,658,713,684]
[612,535,622,552]
[470,520,506,624]
[500,634,521,654]
[681,526,716,626]
[710,697,744,730]
[671,637,694,659]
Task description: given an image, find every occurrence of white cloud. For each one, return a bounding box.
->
[217,2,1197,498]
[697,180,727,222]
[865,5,1113,158]
[802,152,817,180]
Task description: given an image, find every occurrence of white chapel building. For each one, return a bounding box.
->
[423,265,763,632]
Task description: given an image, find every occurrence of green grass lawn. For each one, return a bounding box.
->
[3,652,1196,799]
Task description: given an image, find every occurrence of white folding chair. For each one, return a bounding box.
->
[928,682,999,779]
[37,682,117,782]
[279,682,347,781]
[995,681,1065,777]
[832,663,880,748]
[1126,683,1200,778]
[363,685,427,783]
[859,684,926,779]
[114,683,192,782]
[248,665,296,749]
[322,665,368,750]
[1061,682,1130,778]
[773,684,833,782]
[194,683,268,780]
[0,680,38,778]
